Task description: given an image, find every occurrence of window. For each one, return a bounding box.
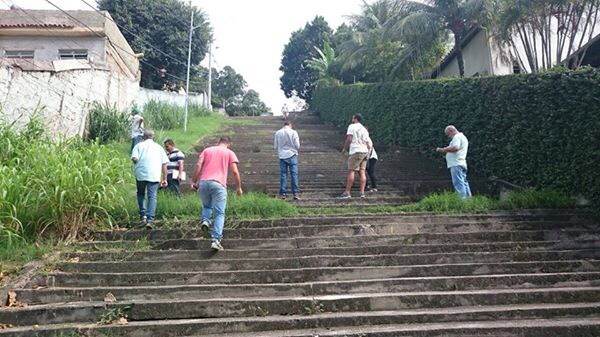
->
[58,49,88,60]
[4,50,34,59]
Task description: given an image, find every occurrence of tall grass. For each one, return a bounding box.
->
[88,103,130,143]
[144,100,211,131]
[0,120,133,241]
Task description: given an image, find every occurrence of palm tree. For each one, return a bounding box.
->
[336,0,447,81]
[306,41,342,86]
[387,0,490,77]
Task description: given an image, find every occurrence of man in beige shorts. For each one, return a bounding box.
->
[339,114,372,199]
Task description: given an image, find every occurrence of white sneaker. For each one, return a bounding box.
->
[211,241,224,251]
[200,220,211,238]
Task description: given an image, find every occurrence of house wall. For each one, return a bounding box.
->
[137,87,206,108]
[0,35,106,66]
[439,30,495,78]
[0,62,138,138]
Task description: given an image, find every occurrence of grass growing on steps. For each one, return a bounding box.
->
[0,239,52,283]
[110,191,299,226]
[300,189,577,216]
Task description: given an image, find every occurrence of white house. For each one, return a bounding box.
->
[432,25,600,78]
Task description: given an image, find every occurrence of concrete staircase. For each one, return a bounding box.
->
[1,112,599,336]
[228,112,452,207]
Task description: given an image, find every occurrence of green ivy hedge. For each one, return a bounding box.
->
[312,69,600,207]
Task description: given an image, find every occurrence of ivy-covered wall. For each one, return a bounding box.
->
[312,69,600,206]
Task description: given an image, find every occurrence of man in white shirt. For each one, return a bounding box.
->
[436,125,472,199]
[274,121,301,199]
[131,130,169,229]
[340,114,372,199]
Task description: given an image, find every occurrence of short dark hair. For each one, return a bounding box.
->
[218,136,231,144]
[164,139,175,146]
[283,121,291,126]
[353,114,363,123]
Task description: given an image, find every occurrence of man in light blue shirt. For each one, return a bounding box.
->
[436,125,472,199]
[131,129,169,228]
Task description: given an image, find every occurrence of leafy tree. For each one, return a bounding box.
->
[388,0,491,77]
[98,0,212,89]
[227,90,271,116]
[306,41,341,86]
[212,66,247,109]
[280,16,333,101]
[336,0,446,82]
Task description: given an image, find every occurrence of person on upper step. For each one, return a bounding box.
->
[436,125,472,199]
[274,121,301,200]
[339,114,372,199]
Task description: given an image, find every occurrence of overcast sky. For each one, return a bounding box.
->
[2,0,364,114]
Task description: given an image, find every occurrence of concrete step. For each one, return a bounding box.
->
[37,260,600,287]
[2,287,600,327]
[16,272,600,305]
[4,312,598,337]
[64,240,600,262]
[91,220,591,241]
[55,249,600,273]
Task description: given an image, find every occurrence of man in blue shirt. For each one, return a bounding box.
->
[131,130,169,229]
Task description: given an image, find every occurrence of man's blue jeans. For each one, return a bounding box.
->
[279,155,299,196]
[450,165,472,199]
[199,180,228,242]
[136,180,159,222]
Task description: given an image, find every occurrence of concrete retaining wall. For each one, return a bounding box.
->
[0,64,138,138]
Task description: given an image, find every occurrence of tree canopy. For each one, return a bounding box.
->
[279,16,333,102]
[98,0,212,89]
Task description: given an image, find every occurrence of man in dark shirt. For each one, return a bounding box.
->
[164,139,185,196]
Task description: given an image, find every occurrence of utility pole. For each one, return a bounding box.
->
[207,43,213,111]
[184,0,194,132]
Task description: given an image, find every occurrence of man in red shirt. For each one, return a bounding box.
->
[191,136,243,251]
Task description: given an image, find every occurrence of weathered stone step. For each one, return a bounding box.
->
[64,240,599,262]
[56,249,600,273]
[92,220,589,241]
[16,272,600,305]
[38,260,600,287]
[6,308,599,337]
[200,317,600,337]
[2,287,600,327]
[148,229,596,250]
[229,211,588,228]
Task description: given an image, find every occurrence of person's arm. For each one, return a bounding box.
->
[231,162,243,196]
[342,134,352,152]
[274,132,279,152]
[293,131,300,151]
[436,137,461,153]
[161,163,168,187]
[192,155,204,189]
[131,145,139,163]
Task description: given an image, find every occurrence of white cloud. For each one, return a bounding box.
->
[4,0,363,114]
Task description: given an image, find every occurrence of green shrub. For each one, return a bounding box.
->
[88,103,129,143]
[498,188,575,210]
[312,68,600,209]
[0,121,133,241]
[402,192,496,213]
